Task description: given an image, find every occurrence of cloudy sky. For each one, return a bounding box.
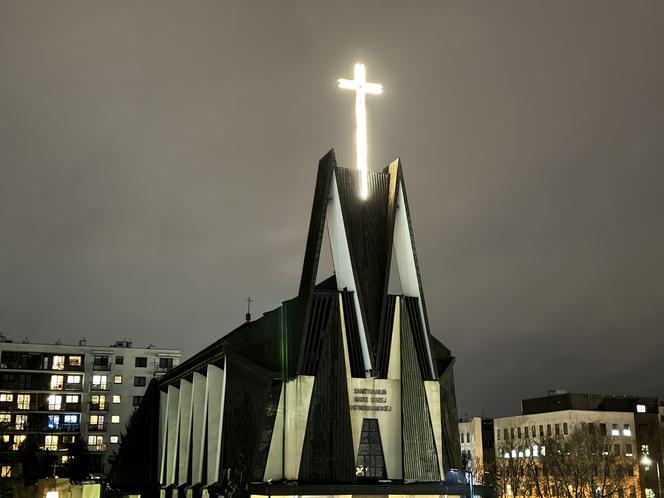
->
[0,0,662,416]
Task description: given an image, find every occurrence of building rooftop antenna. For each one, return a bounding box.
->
[245,296,254,322]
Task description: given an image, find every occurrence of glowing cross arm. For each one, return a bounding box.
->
[337,79,383,95]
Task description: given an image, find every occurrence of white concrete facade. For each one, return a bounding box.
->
[0,339,181,477]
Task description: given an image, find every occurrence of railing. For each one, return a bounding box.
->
[88,423,107,432]
[88,404,108,411]
[92,364,111,371]
[90,384,109,391]
[88,444,107,452]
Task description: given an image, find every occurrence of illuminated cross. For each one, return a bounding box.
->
[338,63,383,200]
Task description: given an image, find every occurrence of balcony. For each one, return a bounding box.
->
[92,364,111,371]
[88,404,108,412]
[88,444,107,452]
[90,384,109,391]
[88,423,107,432]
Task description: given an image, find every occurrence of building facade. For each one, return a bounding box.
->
[459,417,495,478]
[0,338,181,478]
[485,392,663,498]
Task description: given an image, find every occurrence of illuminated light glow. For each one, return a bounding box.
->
[46,492,59,498]
[338,63,382,200]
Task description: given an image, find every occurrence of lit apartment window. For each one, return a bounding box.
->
[17,394,30,410]
[636,404,646,413]
[92,375,107,390]
[44,435,58,451]
[88,435,104,450]
[66,375,81,384]
[65,395,79,403]
[47,415,60,429]
[503,451,510,459]
[524,448,531,457]
[52,356,65,370]
[111,415,120,424]
[563,422,568,435]
[11,435,25,451]
[1,466,11,477]
[114,375,122,384]
[135,357,147,368]
[50,375,64,390]
[112,395,121,404]
[115,356,124,365]
[0,413,10,423]
[134,376,146,387]
[532,444,539,457]
[511,449,517,458]
[612,424,620,436]
[15,414,27,430]
[641,444,650,455]
[110,435,119,444]
[47,395,62,410]
[68,356,81,367]
[91,395,107,410]
[645,489,655,498]
[64,414,78,424]
[623,424,632,437]
[89,415,105,430]
[0,394,13,402]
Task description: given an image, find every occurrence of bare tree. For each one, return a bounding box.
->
[491,429,635,498]
[540,430,632,498]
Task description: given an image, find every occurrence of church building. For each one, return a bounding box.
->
[111,150,492,498]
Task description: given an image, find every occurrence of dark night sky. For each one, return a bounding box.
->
[1,0,663,417]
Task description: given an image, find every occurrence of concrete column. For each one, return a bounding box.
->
[159,389,168,485]
[178,379,193,485]
[165,384,181,485]
[190,372,208,485]
[206,362,226,485]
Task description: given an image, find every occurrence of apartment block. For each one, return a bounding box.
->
[0,337,181,478]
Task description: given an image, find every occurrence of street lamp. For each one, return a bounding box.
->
[448,468,474,498]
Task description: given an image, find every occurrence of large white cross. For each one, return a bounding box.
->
[338,63,382,200]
